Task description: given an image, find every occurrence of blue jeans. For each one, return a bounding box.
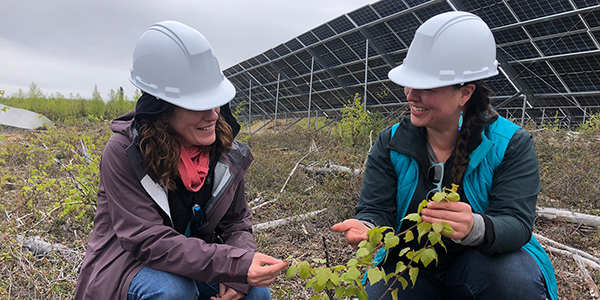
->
[365,249,546,300]
[127,266,271,300]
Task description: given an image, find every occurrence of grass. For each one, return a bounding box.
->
[0,117,598,299]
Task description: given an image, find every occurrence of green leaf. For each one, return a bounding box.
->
[446,191,460,202]
[432,222,443,233]
[438,239,448,252]
[441,221,455,236]
[367,228,384,246]
[398,277,409,290]
[332,265,346,272]
[398,247,410,258]
[306,277,314,289]
[286,264,298,279]
[404,231,414,243]
[335,286,345,299]
[345,266,361,282]
[345,285,358,297]
[347,258,358,267]
[367,268,383,285]
[384,232,399,249]
[310,295,320,300]
[326,280,334,290]
[409,267,419,287]
[330,272,340,285]
[321,293,330,300]
[298,261,312,280]
[315,267,332,286]
[427,231,442,247]
[358,240,369,249]
[419,248,438,268]
[403,213,422,222]
[417,199,429,214]
[417,222,432,243]
[391,289,398,300]
[432,192,447,203]
[356,247,370,258]
[313,258,326,264]
[395,261,407,274]
[357,289,368,300]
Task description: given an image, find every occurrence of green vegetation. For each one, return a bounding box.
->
[0,83,136,124]
[286,185,460,300]
[0,95,598,299]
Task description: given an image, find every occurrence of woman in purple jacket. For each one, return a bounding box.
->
[74,21,287,300]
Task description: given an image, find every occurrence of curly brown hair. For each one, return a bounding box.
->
[451,81,497,186]
[137,107,233,190]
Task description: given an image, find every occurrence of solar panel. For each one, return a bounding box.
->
[583,10,600,27]
[494,27,530,45]
[464,0,516,28]
[367,22,405,52]
[285,39,304,52]
[553,55,600,92]
[224,0,600,127]
[313,24,337,40]
[508,0,573,22]
[298,31,319,46]
[372,0,408,17]
[385,14,422,46]
[574,0,600,8]
[514,62,568,94]
[348,5,380,26]
[535,32,597,56]
[328,15,356,34]
[525,15,585,38]
[414,2,453,21]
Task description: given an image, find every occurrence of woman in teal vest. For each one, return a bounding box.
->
[332,11,557,300]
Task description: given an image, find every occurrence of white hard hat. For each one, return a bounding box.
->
[130,20,235,111]
[388,11,498,89]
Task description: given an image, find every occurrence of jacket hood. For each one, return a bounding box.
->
[110,110,136,136]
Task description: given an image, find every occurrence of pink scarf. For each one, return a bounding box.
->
[178,145,210,192]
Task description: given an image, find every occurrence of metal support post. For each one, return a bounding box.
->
[307,57,314,130]
[520,95,527,126]
[364,39,369,112]
[274,73,280,133]
[248,79,252,135]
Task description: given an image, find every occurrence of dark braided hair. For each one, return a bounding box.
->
[451,80,497,186]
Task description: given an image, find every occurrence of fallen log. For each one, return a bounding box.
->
[543,245,600,270]
[299,164,361,176]
[17,235,83,263]
[534,233,600,266]
[536,207,600,227]
[575,254,600,298]
[253,209,326,231]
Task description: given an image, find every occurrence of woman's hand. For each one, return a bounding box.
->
[421,201,474,240]
[332,219,370,250]
[209,283,244,300]
[246,253,288,287]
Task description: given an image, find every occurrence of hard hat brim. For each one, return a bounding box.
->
[388,64,499,90]
[130,77,236,111]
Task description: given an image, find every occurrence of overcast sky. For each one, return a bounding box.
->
[0,0,377,100]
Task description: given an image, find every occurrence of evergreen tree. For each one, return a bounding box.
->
[92,85,102,101]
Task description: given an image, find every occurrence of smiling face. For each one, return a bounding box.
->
[404,85,475,132]
[168,106,220,147]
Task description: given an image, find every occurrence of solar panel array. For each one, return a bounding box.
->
[224,0,600,128]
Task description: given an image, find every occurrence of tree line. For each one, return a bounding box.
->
[0,83,139,123]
